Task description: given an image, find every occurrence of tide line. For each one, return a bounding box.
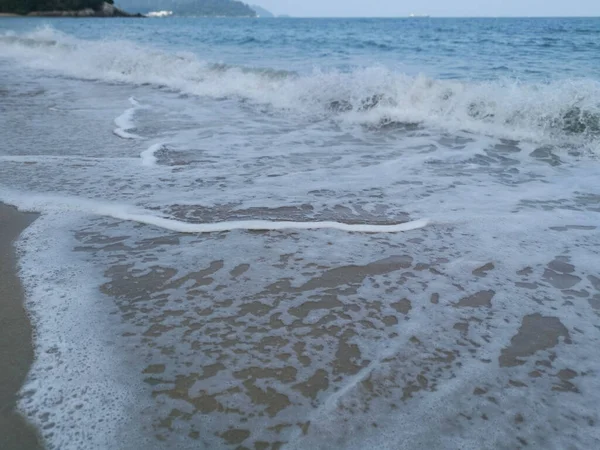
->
[107,211,430,234]
[0,192,430,234]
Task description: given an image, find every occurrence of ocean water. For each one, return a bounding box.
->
[1,16,600,450]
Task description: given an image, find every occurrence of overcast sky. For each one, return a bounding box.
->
[252,0,600,18]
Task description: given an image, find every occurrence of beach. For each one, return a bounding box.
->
[0,203,41,450]
[1,16,600,450]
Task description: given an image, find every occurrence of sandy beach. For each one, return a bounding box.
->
[1,18,599,449]
[0,203,42,450]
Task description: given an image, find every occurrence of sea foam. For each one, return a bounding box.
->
[113,96,142,139]
[0,191,429,234]
[140,143,164,166]
[1,28,599,149]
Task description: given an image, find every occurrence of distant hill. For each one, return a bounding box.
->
[1,0,105,14]
[250,4,272,17]
[118,0,257,16]
[0,0,140,15]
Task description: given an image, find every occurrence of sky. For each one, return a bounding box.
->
[252,0,600,18]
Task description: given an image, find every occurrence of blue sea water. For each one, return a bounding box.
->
[1,16,600,450]
[3,17,600,80]
[3,16,600,145]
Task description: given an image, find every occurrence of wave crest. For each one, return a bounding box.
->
[2,27,600,147]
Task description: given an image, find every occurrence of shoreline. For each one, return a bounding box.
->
[0,203,42,450]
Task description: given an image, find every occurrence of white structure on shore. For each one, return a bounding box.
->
[146,10,173,17]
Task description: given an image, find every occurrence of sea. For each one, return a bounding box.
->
[1,16,600,450]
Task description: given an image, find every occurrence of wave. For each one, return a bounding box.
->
[0,192,429,234]
[1,27,600,147]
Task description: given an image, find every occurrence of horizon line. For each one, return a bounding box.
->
[263,15,600,19]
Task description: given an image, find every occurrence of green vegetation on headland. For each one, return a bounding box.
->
[117,0,257,17]
[0,0,140,16]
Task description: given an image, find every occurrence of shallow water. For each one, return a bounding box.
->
[1,17,600,450]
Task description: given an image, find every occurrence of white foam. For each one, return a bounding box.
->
[117,214,430,233]
[13,212,156,450]
[0,191,429,234]
[113,96,142,139]
[140,143,164,166]
[2,28,599,148]
[2,24,600,450]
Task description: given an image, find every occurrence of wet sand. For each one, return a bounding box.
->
[0,203,42,450]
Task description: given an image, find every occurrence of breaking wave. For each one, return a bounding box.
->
[1,27,599,147]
